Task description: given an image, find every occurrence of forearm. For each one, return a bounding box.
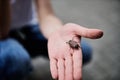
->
[35,0,63,39]
[38,15,63,39]
[0,0,11,40]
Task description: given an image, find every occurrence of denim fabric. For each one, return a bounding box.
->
[81,40,92,64]
[0,39,32,80]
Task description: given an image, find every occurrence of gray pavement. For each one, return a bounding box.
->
[29,0,120,80]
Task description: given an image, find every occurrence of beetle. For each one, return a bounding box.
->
[66,40,80,50]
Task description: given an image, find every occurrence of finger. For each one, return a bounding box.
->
[65,23,103,39]
[73,49,82,80]
[50,59,58,79]
[65,56,73,80]
[58,59,65,80]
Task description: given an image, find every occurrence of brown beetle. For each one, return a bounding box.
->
[66,40,80,50]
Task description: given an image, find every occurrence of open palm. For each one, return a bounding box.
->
[48,23,103,80]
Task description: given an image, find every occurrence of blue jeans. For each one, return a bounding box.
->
[0,24,92,80]
[0,39,32,80]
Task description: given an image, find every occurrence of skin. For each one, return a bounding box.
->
[48,23,103,80]
[0,0,104,80]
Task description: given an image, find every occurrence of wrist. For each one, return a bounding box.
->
[47,29,60,40]
[42,25,62,39]
[39,14,63,39]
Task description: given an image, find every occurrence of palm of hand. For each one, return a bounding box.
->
[48,23,103,80]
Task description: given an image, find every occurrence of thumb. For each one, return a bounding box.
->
[65,23,103,39]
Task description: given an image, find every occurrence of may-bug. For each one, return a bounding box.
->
[66,40,80,50]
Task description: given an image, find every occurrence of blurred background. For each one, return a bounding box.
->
[30,0,120,80]
[52,0,120,80]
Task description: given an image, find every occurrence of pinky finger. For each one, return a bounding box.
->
[50,58,58,79]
